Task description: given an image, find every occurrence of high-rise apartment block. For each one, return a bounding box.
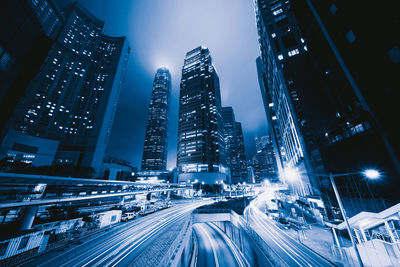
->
[1,3,129,174]
[255,135,278,183]
[255,0,323,196]
[0,0,63,134]
[221,107,246,184]
[141,67,171,171]
[254,0,399,215]
[235,122,248,182]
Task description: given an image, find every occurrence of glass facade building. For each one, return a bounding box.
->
[2,3,130,173]
[254,0,322,196]
[221,107,241,184]
[235,122,248,183]
[255,135,278,183]
[0,0,63,135]
[255,0,399,216]
[177,46,226,175]
[141,67,171,171]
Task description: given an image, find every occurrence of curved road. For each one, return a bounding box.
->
[20,200,209,267]
[244,197,336,267]
[193,222,248,267]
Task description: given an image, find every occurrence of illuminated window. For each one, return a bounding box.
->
[346,30,356,44]
[273,9,283,16]
[387,46,400,64]
[288,49,299,57]
[330,4,338,15]
[278,54,283,60]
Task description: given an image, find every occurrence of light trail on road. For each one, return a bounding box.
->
[20,200,209,267]
[193,222,248,267]
[244,197,336,267]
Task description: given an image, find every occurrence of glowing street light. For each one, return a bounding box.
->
[363,169,380,179]
[284,167,299,182]
[280,166,381,267]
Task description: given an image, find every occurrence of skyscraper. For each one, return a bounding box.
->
[254,0,399,215]
[177,46,227,184]
[141,67,171,171]
[0,0,63,136]
[255,136,278,183]
[1,3,130,174]
[288,0,400,213]
[235,122,248,183]
[221,107,241,184]
[254,0,323,196]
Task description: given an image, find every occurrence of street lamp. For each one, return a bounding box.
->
[282,167,381,267]
[284,167,299,182]
[282,167,305,196]
[363,169,381,179]
[323,170,379,267]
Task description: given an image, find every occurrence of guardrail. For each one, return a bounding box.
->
[192,208,231,214]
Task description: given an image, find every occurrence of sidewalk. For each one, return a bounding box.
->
[283,223,343,266]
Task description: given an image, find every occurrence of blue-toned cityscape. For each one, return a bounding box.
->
[0,0,399,266]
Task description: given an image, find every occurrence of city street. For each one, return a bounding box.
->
[244,197,336,266]
[193,222,248,267]
[20,200,209,267]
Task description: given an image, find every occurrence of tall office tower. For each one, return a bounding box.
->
[287,1,400,213]
[247,165,256,184]
[1,3,130,173]
[221,107,241,184]
[255,136,278,182]
[254,0,326,196]
[255,0,398,215]
[177,46,227,184]
[249,156,261,183]
[0,0,63,135]
[235,122,248,183]
[141,67,171,171]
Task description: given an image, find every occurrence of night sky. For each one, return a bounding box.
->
[59,0,269,169]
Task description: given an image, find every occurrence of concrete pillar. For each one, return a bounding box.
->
[167,191,170,199]
[19,206,38,231]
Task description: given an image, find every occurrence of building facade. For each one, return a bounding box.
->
[235,122,248,183]
[0,0,63,136]
[221,107,241,184]
[288,0,400,208]
[141,67,171,171]
[255,135,279,183]
[177,46,227,183]
[254,0,323,196]
[254,0,399,216]
[1,3,130,174]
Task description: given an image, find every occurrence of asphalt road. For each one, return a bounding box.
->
[193,222,248,267]
[19,199,209,267]
[244,197,336,267]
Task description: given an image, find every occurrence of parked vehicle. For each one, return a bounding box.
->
[139,207,156,216]
[121,212,136,222]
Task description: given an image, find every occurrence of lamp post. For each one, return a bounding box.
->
[283,167,380,267]
[329,172,363,267]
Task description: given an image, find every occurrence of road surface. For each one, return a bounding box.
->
[20,200,208,267]
[193,222,248,267]
[244,197,336,266]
